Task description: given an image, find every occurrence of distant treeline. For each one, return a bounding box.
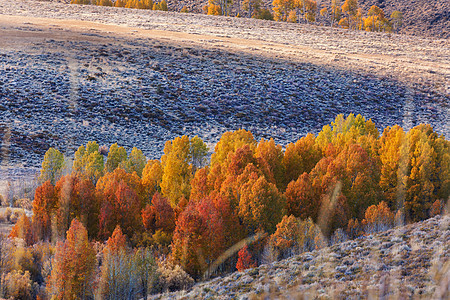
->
[71,0,168,11]
[4,114,448,299]
[70,0,404,33]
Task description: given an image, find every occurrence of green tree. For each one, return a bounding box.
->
[73,141,104,184]
[105,143,127,173]
[119,147,147,177]
[190,136,208,175]
[390,11,403,33]
[39,148,65,185]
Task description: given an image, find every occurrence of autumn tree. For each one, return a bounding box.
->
[329,0,342,26]
[239,175,285,234]
[171,198,227,279]
[105,143,127,173]
[285,172,319,220]
[379,125,406,210]
[362,201,394,233]
[403,125,445,222]
[243,0,262,17]
[190,166,212,201]
[207,0,222,15]
[39,148,65,185]
[283,133,322,188]
[47,219,96,300]
[309,142,381,232]
[4,270,33,300]
[141,192,175,237]
[256,138,285,191]
[98,226,139,299]
[161,136,208,207]
[9,213,33,246]
[0,235,13,297]
[272,0,295,21]
[341,0,358,29]
[161,136,191,206]
[270,215,326,258]
[236,245,256,271]
[73,141,104,184]
[316,114,379,155]
[141,159,163,201]
[211,129,256,167]
[303,0,317,23]
[54,174,98,239]
[97,179,142,240]
[364,5,387,32]
[114,0,127,7]
[32,181,58,241]
[269,214,300,259]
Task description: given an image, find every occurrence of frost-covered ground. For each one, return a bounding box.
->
[0,0,448,172]
[153,215,450,299]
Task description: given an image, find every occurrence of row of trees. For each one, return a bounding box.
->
[70,0,168,11]
[69,0,404,33]
[6,114,449,298]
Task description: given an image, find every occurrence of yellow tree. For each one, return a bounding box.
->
[211,129,256,167]
[365,5,386,32]
[207,0,222,15]
[403,125,441,222]
[243,0,262,17]
[303,0,317,23]
[283,133,321,189]
[379,125,406,210]
[255,138,285,191]
[330,0,342,26]
[272,0,295,22]
[341,0,358,29]
[141,159,163,201]
[160,136,192,207]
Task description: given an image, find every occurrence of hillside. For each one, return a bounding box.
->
[168,0,450,38]
[0,0,448,169]
[153,215,450,299]
[358,0,450,38]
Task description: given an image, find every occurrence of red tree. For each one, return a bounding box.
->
[236,245,256,272]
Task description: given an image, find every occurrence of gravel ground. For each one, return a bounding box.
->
[0,0,448,171]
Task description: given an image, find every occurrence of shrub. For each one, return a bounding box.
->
[14,198,32,211]
[4,270,33,300]
[153,261,194,293]
[5,208,12,222]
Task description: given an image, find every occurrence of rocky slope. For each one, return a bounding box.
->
[152,215,450,299]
